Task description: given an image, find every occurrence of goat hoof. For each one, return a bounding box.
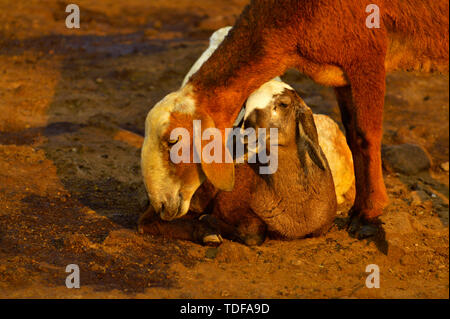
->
[347,212,381,239]
[356,224,378,239]
[137,224,144,235]
[202,234,223,247]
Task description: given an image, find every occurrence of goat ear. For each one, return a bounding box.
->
[296,104,327,171]
[201,161,235,191]
[198,112,235,191]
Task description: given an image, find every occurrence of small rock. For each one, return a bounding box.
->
[291,260,303,266]
[382,143,432,175]
[410,190,428,205]
[205,247,218,259]
[8,81,23,90]
[440,162,449,172]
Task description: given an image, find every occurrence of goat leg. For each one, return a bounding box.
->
[336,55,389,238]
[138,206,222,245]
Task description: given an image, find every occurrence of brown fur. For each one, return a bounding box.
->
[164,110,235,192]
[139,89,337,245]
[187,0,449,222]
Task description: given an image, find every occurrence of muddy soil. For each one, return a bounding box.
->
[0,1,448,299]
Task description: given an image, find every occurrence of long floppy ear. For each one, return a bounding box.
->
[296,103,328,171]
[197,112,235,191]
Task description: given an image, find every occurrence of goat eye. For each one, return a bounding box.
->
[278,95,292,107]
[168,137,180,146]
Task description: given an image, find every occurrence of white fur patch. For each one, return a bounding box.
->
[142,96,175,198]
[182,26,233,88]
[244,81,294,120]
[172,84,196,114]
[141,84,197,215]
[209,26,233,47]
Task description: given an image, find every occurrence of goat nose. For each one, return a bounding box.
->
[160,202,178,221]
[159,203,171,221]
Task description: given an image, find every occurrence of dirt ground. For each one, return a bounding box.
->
[0,0,448,299]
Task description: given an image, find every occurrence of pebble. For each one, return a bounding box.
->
[205,247,218,259]
[410,190,428,205]
[382,143,432,175]
[291,260,303,266]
